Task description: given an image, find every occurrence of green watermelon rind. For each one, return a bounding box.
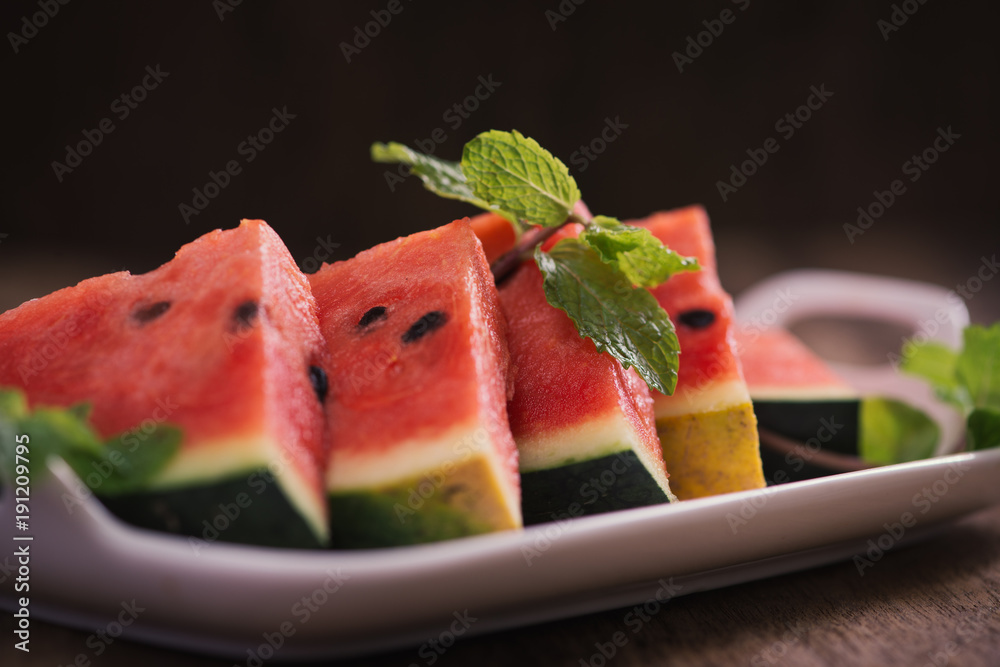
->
[327,489,497,549]
[520,450,674,526]
[100,468,324,549]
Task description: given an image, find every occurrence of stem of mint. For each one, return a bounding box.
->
[491,214,587,285]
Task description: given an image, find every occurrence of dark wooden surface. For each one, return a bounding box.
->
[6,503,999,667]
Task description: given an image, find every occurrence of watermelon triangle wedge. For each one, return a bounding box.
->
[309,219,523,548]
[0,220,331,548]
[631,206,766,499]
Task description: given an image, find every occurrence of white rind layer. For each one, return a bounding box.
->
[326,419,521,526]
[747,384,859,401]
[516,412,672,498]
[653,378,752,419]
[148,434,328,543]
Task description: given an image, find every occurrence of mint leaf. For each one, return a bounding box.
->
[98,426,183,496]
[0,387,181,494]
[955,323,1000,410]
[371,142,516,223]
[899,340,968,410]
[967,407,1000,451]
[462,130,581,228]
[859,397,939,465]
[535,239,680,394]
[580,216,700,288]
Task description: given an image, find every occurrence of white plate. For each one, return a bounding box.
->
[3,451,1000,661]
[2,269,993,661]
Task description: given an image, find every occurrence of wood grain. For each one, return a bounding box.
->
[6,504,1000,667]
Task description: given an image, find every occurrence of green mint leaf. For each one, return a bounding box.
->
[966,407,1000,451]
[955,323,1000,410]
[859,397,939,465]
[899,340,970,411]
[534,239,680,394]
[371,142,517,223]
[0,387,181,494]
[580,216,700,288]
[462,130,581,227]
[98,425,183,496]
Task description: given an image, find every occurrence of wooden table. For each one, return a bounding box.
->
[6,503,999,667]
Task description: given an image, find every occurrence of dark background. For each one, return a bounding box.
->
[1,1,997,323]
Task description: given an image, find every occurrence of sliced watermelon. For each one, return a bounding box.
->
[630,207,765,499]
[0,220,330,547]
[500,261,674,523]
[309,219,522,548]
[735,326,862,479]
[497,226,673,524]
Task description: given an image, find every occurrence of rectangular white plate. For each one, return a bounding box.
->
[3,449,999,661]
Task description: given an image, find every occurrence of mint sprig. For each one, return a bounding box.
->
[581,216,701,288]
[535,240,681,394]
[370,142,517,224]
[859,397,939,464]
[0,388,181,495]
[372,130,699,395]
[461,130,581,228]
[902,322,1000,451]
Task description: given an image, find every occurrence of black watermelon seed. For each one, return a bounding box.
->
[132,301,171,324]
[357,306,387,328]
[678,309,716,329]
[402,310,447,344]
[308,365,329,403]
[233,301,259,330]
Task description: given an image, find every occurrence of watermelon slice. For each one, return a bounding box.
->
[309,219,522,548]
[735,326,862,479]
[0,220,330,547]
[499,261,674,523]
[495,222,673,525]
[630,207,766,499]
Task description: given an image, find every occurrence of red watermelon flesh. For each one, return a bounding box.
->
[309,219,522,547]
[734,327,855,397]
[629,206,765,499]
[0,219,330,547]
[499,253,673,524]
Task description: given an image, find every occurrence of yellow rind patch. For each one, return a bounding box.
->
[656,402,765,500]
[328,449,520,547]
